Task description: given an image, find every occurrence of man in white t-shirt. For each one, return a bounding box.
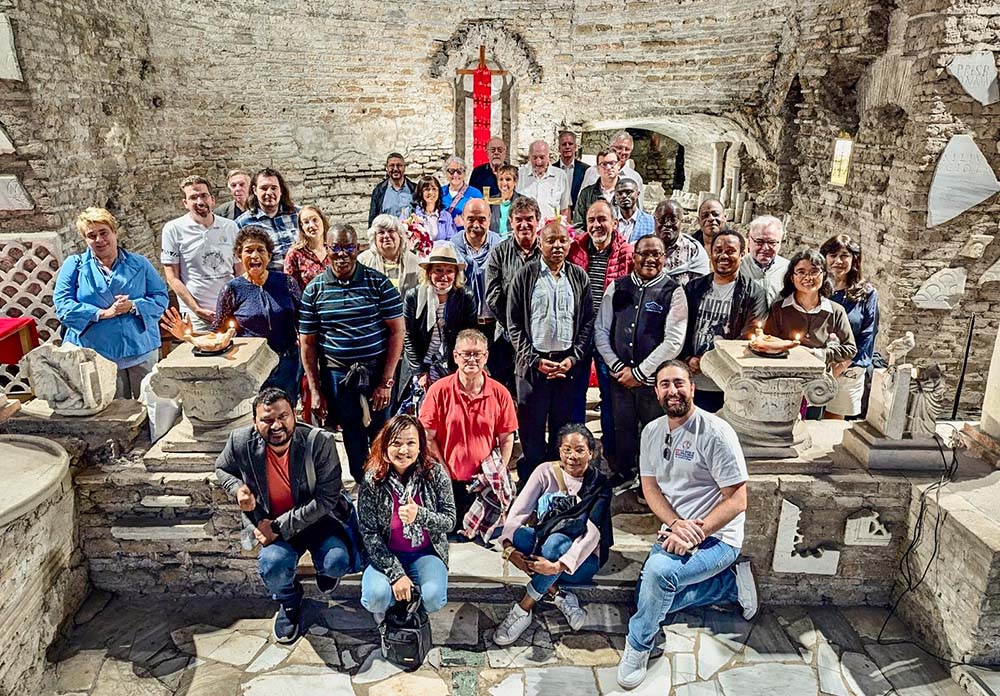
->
[161,175,240,332]
[617,360,757,690]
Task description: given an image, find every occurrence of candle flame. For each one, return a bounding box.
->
[794,333,801,342]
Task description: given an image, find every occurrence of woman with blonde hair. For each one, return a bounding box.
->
[358,214,421,297]
[54,207,169,398]
[283,204,333,291]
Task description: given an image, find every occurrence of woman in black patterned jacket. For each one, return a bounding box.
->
[357,414,456,620]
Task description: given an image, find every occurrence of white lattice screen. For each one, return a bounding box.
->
[1,233,64,393]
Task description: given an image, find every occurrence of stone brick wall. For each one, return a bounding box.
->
[1,0,997,412]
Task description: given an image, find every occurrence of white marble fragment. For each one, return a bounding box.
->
[0,174,33,210]
[844,509,892,546]
[697,635,735,680]
[772,499,841,575]
[948,51,999,106]
[912,268,967,309]
[19,343,117,415]
[927,135,1000,227]
[960,234,994,258]
[980,255,1000,285]
[0,124,13,154]
[489,673,524,696]
[0,14,22,81]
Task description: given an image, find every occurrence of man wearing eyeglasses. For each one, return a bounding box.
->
[368,152,416,225]
[572,149,620,227]
[595,235,687,492]
[299,224,405,484]
[738,215,789,305]
[420,329,518,532]
[469,137,509,197]
[581,131,645,205]
[617,360,756,690]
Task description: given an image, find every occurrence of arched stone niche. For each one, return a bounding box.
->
[429,20,542,165]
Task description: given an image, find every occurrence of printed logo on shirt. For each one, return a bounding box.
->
[674,440,695,461]
[644,300,664,313]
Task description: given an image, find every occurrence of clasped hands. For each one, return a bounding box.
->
[661,518,706,555]
[538,357,573,380]
[99,294,135,320]
[236,484,279,546]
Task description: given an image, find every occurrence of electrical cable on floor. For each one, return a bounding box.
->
[874,424,969,668]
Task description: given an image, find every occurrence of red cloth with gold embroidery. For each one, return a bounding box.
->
[472,64,492,168]
[0,316,39,365]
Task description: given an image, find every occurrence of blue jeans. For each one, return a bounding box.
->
[360,550,448,614]
[258,522,352,605]
[574,350,616,460]
[319,365,388,483]
[263,349,301,407]
[513,527,600,600]
[627,536,740,651]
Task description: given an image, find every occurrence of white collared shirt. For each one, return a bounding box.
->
[517,165,571,215]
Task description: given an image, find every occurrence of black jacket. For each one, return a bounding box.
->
[681,273,769,358]
[369,177,417,225]
[402,286,478,375]
[507,260,594,377]
[566,160,588,208]
[485,238,540,330]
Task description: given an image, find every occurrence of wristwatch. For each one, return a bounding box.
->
[381,378,395,389]
[501,546,516,561]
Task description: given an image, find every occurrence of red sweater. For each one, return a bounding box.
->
[567,232,634,291]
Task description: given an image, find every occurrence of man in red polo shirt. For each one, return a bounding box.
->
[420,328,518,538]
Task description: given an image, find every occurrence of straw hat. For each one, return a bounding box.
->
[418,244,467,270]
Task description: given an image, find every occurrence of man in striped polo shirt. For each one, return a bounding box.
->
[300,224,405,484]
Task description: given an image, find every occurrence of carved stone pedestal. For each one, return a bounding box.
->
[150,338,277,454]
[701,339,836,458]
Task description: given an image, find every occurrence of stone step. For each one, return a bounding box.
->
[110,518,215,541]
[143,438,219,472]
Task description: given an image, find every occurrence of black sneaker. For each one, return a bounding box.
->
[273,601,302,643]
[316,574,340,594]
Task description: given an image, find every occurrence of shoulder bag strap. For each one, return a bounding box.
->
[550,461,568,494]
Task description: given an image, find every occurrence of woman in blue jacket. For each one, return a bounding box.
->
[54,207,169,398]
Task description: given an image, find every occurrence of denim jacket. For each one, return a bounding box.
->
[54,249,169,363]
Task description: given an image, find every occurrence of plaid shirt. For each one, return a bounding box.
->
[620,209,656,244]
[236,205,300,271]
[460,449,514,543]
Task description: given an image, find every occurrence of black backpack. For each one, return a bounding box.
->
[379,587,432,671]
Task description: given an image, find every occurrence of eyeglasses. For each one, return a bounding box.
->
[331,245,357,255]
[455,350,486,361]
[598,161,618,169]
[559,446,591,456]
[793,269,823,278]
[750,237,781,248]
[662,432,673,460]
[636,250,665,259]
[446,168,464,175]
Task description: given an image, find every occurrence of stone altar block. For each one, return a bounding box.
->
[701,339,836,457]
[150,338,277,453]
[18,343,117,416]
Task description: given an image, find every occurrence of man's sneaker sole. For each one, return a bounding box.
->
[734,558,759,621]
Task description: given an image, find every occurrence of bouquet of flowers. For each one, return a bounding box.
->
[540,208,578,240]
[402,213,433,257]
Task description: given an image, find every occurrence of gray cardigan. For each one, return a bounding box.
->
[506,259,595,378]
[357,462,456,583]
[215,423,348,541]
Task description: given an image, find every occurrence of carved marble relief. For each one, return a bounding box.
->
[926,135,1000,228]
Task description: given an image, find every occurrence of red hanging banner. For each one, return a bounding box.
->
[471,64,492,168]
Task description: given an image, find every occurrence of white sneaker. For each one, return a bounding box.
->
[493,603,532,646]
[553,590,587,631]
[617,643,651,689]
[733,558,759,620]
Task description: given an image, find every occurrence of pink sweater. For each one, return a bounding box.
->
[498,463,601,574]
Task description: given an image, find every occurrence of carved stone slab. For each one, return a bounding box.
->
[927,135,1000,228]
[844,509,891,546]
[19,343,117,416]
[911,267,967,309]
[0,174,33,210]
[867,366,911,439]
[0,14,22,82]
[772,499,840,575]
[947,51,999,106]
[0,124,13,155]
[980,255,1000,285]
[960,234,994,259]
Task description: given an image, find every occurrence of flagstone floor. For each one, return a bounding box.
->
[40,590,977,696]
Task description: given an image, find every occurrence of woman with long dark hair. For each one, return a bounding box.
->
[493,423,613,645]
[413,175,459,243]
[357,415,456,620]
[820,234,879,419]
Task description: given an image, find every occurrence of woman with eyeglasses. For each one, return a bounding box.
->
[493,423,613,646]
[764,248,857,371]
[441,156,484,231]
[413,175,459,243]
[402,246,478,391]
[820,235,879,419]
[358,214,421,298]
[161,225,303,404]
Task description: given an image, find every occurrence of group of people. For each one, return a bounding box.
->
[51,129,879,689]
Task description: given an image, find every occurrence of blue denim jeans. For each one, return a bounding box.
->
[319,365,388,483]
[360,550,449,614]
[573,349,616,460]
[627,536,740,651]
[262,349,301,408]
[258,522,352,604]
[513,527,600,600]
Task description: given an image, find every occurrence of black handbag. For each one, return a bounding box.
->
[379,587,432,671]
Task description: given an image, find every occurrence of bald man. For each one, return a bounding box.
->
[517,140,571,220]
[469,137,509,197]
[451,198,503,323]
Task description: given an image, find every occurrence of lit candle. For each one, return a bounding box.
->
[794,333,801,343]
[754,322,764,338]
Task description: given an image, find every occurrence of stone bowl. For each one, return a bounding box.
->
[0,434,70,528]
